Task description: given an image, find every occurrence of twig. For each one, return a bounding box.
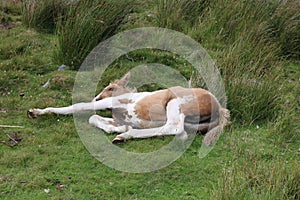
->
[6,133,19,144]
[0,125,24,128]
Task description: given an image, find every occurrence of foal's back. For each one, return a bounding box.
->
[132,86,219,125]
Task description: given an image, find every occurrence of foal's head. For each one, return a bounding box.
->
[93,72,132,101]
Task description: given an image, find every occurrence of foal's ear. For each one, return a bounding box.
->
[118,72,131,86]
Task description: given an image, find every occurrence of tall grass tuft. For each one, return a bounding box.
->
[186,0,299,124]
[54,0,134,70]
[22,0,69,33]
[202,0,300,59]
[1,0,22,16]
[155,0,211,31]
[211,160,300,199]
[268,1,300,59]
[218,29,282,124]
[271,63,300,145]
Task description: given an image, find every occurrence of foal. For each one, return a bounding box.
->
[28,72,230,145]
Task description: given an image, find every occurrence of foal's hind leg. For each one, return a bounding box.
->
[159,98,186,135]
[89,115,129,133]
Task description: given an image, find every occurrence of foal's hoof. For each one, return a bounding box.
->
[112,136,126,144]
[27,109,38,118]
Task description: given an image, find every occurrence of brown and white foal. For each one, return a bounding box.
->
[28,72,230,145]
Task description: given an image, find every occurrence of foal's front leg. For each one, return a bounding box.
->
[112,127,188,144]
[28,98,113,118]
[89,114,129,133]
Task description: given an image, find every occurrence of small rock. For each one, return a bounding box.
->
[42,79,50,88]
[44,188,50,194]
[58,64,69,71]
[147,13,155,17]
[288,78,295,83]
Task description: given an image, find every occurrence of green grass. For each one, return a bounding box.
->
[154,0,300,125]
[1,1,299,199]
[21,0,69,33]
[54,0,135,69]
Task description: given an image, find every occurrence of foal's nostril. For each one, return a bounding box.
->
[95,96,102,101]
[92,95,102,101]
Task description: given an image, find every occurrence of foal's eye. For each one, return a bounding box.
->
[108,87,114,91]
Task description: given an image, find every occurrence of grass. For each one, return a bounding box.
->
[22,0,69,33]
[54,0,135,69]
[0,1,299,199]
[154,0,299,125]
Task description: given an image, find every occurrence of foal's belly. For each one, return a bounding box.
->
[112,106,167,128]
[131,106,167,128]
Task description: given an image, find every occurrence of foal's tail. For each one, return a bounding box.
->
[203,107,230,147]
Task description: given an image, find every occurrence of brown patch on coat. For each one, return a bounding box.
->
[108,120,119,127]
[134,89,175,121]
[139,120,166,129]
[179,90,215,116]
[118,99,134,104]
[112,108,134,126]
[168,86,219,117]
[134,86,220,122]
[96,72,132,101]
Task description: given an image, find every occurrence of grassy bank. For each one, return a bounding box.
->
[1,0,299,199]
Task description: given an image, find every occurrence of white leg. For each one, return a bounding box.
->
[113,127,188,143]
[89,115,128,133]
[116,127,162,139]
[159,98,185,134]
[113,98,187,143]
[28,98,114,118]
